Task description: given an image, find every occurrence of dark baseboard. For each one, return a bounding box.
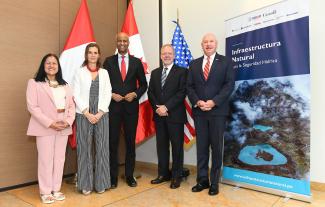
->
[0,173,75,192]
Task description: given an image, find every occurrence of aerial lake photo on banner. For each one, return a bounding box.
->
[224,74,310,180]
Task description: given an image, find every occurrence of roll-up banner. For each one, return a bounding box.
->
[223,0,310,202]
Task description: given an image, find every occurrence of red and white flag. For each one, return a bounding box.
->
[60,0,95,85]
[60,0,95,148]
[121,0,155,143]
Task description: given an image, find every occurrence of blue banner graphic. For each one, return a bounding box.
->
[223,0,310,199]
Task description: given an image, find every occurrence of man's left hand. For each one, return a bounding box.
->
[205,100,216,108]
[124,92,137,102]
[156,105,168,116]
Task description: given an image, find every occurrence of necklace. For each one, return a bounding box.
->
[48,80,59,88]
[87,65,99,72]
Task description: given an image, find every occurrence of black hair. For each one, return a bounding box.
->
[34,53,67,85]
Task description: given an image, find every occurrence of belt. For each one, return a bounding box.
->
[57,109,65,113]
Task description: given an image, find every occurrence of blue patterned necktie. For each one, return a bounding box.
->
[161,67,168,87]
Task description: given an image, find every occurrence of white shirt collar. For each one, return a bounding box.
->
[118,53,129,58]
[162,63,173,76]
[204,52,216,61]
[163,63,173,70]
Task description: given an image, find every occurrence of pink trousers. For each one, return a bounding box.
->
[36,135,68,195]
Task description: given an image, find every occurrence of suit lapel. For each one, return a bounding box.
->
[113,55,124,82]
[41,82,55,104]
[63,85,70,110]
[207,54,220,81]
[156,67,163,91]
[197,57,205,82]
[124,55,132,82]
[162,65,176,90]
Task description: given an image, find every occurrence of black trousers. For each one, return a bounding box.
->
[155,120,184,178]
[109,111,138,179]
[194,116,226,185]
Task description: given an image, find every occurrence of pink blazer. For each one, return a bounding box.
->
[26,79,75,136]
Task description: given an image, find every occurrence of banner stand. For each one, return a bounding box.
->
[221,178,312,203]
[223,0,311,202]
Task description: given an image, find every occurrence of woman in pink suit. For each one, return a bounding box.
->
[26,53,75,204]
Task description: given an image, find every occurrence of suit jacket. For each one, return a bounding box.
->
[187,53,235,116]
[148,65,187,124]
[26,79,75,136]
[103,54,147,114]
[72,67,112,114]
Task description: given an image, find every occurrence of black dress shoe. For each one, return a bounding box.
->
[170,178,181,189]
[181,168,190,180]
[151,176,171,184]
[111,183,117,189]
[208,184,219,196]
[191,182,209,192]
[126,176,137,187]
[111,177,118,189]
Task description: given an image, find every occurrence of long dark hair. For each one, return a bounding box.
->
[34,53,67,85]
[82,43,101,68]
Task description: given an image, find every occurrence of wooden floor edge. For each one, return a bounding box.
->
[311,181,325,192]
[136,161,325,192]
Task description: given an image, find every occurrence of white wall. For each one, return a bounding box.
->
[309,0,325,184]
[134,0,325,183]
[133,0,160,164]
[132,0,160,71]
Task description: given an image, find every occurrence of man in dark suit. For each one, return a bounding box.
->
[148,44,187,189]
[103,32,147,188]
[187,33,235,195]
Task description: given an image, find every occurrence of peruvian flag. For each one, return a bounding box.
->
[60,0,95,85]
[122,0,155,143]
[60,0,95,148]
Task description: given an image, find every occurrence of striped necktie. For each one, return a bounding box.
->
[161,67,168,87]
[203,56,210,80]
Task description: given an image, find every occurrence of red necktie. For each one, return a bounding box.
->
[121,55,126,81]
[203,56,210,80]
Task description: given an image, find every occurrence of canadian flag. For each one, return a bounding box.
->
[121,0,155,143]
[60,0,95,85]
[60,0,95,148]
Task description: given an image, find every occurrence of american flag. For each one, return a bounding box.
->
[171,21,196,146]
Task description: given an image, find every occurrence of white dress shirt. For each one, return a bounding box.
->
[202,52,216,72]
[162,63,173,77]
[118,53,129,73]
[50,86,66,109]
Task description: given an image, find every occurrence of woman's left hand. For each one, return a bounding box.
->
[62,121,70,128]
[94,111,104,122]
[56,121,70,130]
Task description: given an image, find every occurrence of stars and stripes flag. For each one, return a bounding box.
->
[60,0,95,148]
[121,0,155,143]
[171,21,196,147]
